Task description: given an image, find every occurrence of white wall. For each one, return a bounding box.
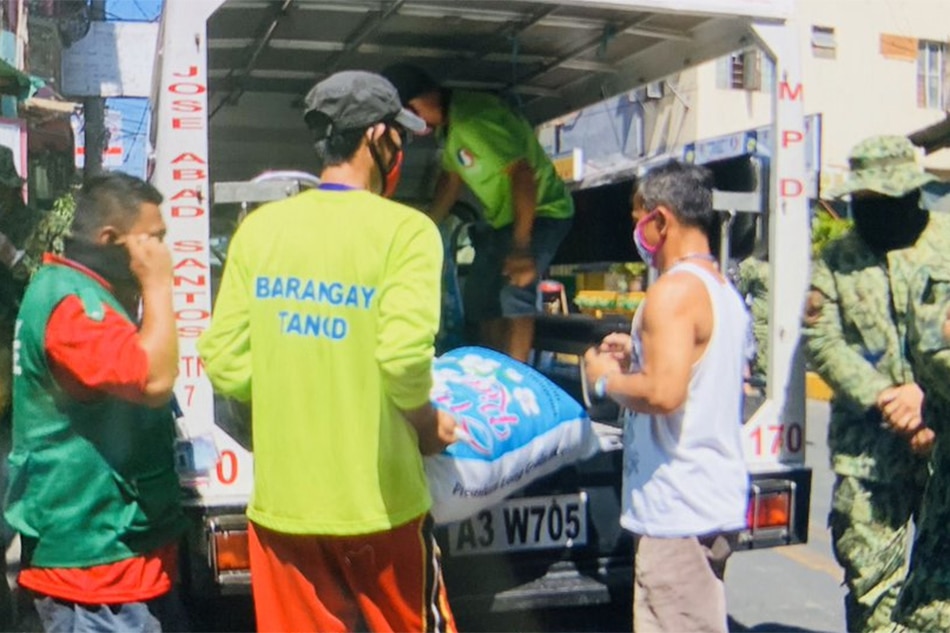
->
[687,0,950,193]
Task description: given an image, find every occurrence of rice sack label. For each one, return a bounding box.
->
[426,346,600,524]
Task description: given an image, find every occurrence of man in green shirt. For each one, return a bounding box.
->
[384,64,574,362]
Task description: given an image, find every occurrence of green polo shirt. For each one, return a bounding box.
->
[441,90,574,229]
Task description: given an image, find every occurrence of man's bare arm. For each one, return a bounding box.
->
[508,160,537,249]
[605,275,705,414]
[428,171,462,225]
[401,402,457,455]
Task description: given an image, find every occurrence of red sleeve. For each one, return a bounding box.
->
[45,295,150,403]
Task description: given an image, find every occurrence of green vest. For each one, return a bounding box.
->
[4,263,185,568]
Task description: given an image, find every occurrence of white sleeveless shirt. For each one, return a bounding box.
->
[620,262,750,537]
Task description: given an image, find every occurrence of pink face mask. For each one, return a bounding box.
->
[633,210,665,268]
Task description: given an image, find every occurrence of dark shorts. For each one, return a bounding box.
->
[464,217,573,322]
[34,589,189,633]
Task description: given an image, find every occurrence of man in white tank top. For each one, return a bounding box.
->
[585,161,750,633]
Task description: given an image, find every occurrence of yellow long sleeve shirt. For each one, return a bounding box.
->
[198,188,443,535]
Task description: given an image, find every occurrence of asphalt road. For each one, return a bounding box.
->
[725,399,847,633]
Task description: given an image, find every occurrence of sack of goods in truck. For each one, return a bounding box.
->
[426,347,600,524]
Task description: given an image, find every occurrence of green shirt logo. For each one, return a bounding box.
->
[456,148,475,168]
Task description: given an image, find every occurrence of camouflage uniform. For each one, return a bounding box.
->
[804,136,940,633]
[737,257,768,384]
[892,219,950,631]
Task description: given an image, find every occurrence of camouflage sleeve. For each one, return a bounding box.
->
[909,266,950,406]
[736,259,753,296]
[802,255,891,410]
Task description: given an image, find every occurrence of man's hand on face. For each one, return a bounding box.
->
[125,234,173,291]
[877,383,925,436]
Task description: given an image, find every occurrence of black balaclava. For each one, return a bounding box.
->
[851,190,929,253]
[63,236,137,288]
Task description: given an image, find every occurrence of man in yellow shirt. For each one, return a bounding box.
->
[198,71,457,633]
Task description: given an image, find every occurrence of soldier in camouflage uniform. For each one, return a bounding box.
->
[803,136,943,633]
[889,171,950,631]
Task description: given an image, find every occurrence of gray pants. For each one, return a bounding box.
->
[633,533,735,633]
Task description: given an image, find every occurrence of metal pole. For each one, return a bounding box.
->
[83,0,107,182]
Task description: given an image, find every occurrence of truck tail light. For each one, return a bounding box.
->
[214,530,250,572]
[747,490,791,530]
[736,473,811,550]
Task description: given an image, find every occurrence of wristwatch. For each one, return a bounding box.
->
[594,373,612,399]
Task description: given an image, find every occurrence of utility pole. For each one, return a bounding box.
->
[83,0,107,182]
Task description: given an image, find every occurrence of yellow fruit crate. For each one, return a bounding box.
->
[617,291,645,313]
[574,290,618,317]
[574,290,644,319]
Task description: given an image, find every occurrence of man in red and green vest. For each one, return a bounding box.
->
[4,172,186,632]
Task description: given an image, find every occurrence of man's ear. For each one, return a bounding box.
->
[96,226,121,246]
[654,206,672,233]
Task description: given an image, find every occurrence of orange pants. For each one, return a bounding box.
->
[248,515,456,633]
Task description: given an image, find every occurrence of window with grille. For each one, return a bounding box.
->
[917,40,946,109]
[716,50,771,92]
[811,26,837,59]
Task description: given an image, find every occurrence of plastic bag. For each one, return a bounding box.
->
[426,346,601,524]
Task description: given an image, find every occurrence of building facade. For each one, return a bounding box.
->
[693,0,949,189]
[539,0,948,196]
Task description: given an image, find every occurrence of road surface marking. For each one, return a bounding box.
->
[775,543,842,582]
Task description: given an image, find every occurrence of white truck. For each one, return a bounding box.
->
[150,0,813,618]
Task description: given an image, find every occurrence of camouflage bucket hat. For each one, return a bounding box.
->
[0,145,23,189]
[828,135,938,199]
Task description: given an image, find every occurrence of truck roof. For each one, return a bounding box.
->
[207,0,790,125]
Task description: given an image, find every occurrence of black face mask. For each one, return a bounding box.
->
[851,191,929,253]
[63,236,138,288]
[367,126,403,198]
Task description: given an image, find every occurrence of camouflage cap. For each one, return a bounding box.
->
[828,135,938,199]
[0,145,23,189]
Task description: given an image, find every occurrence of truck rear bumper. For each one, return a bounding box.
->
[451,559,633,612]
[179,466,811,605]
